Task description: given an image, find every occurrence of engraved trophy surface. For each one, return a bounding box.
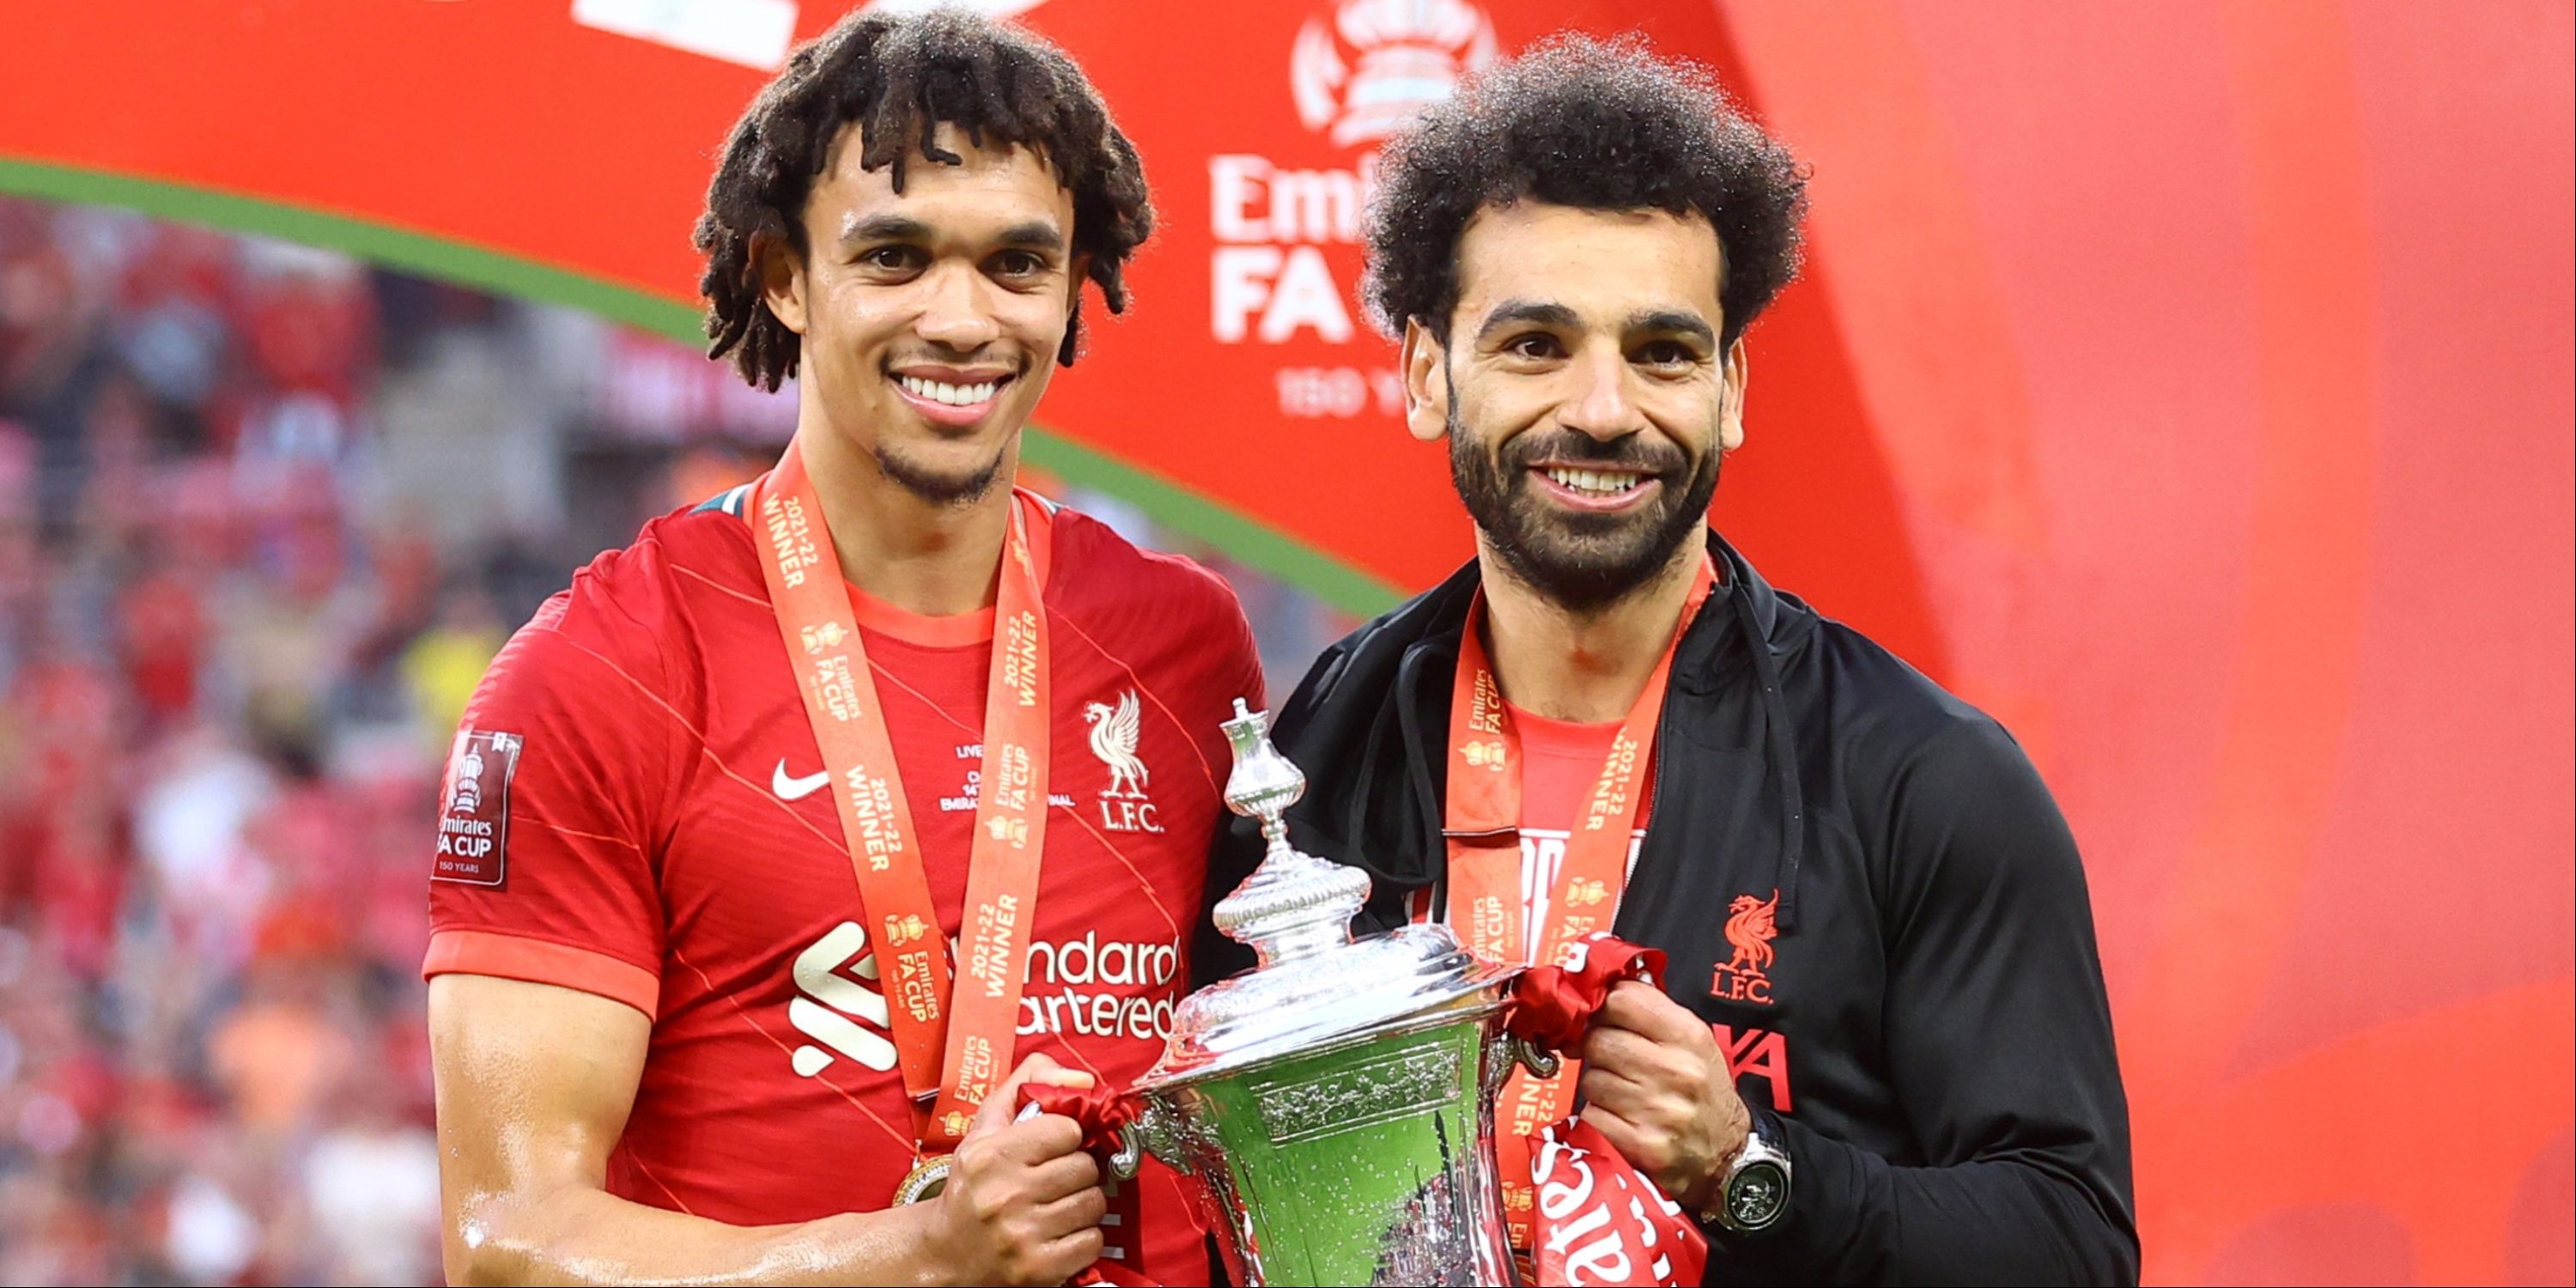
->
[1114,702,1550,1287]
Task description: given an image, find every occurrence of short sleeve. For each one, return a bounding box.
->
[423,590,670,1019]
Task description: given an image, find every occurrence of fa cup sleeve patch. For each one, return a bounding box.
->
[434,729,522,886]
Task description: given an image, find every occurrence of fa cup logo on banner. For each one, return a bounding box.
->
[1291,0,1499,147]
[1219,0,1504,408]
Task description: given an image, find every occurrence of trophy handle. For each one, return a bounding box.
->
[1113,1099,1194,1179]
[1108,1124,1144,1181]
[1485,1032,1563,1102]
[1514,1036,1562,1080]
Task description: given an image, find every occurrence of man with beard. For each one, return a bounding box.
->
[425,11,1259,1285]
[1204,36,2136,1285]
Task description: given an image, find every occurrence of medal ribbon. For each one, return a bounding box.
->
[750,438,1052,1151]
[1443,554,1716,1250]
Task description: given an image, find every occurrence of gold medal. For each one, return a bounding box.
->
[892,1153,953,1206]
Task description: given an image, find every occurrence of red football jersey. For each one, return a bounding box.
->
[1408,703,1649,957]
[425,488,1261,1282]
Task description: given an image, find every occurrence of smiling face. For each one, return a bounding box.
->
[1402,202,1747,610]
[758,123,1081,506]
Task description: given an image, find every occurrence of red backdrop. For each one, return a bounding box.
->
[3,2,2567,1281]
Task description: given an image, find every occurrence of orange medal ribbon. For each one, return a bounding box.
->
[1443,554,1716,1251]
[750,438,1052,1153]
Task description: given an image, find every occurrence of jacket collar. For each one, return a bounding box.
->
[1275,529,1810,928]
[1338,529,1798,686]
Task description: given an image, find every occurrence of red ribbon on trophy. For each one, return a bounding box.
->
[1025,1083,1145,1160]
[1023,933,1707,1287]
[1018,1083,1156,1288]
[1504,933,1710,1288]
[1502,933,1666,1051]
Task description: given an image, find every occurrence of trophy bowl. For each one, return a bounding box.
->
[1109,702,1552,1287]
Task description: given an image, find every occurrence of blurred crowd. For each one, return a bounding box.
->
[0,194,537,1285]
[0,194,1344,1285]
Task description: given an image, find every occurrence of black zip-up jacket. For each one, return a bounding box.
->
[1202,532,2138,1285]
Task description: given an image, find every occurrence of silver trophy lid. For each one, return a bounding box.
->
[1137,702,1515,1091]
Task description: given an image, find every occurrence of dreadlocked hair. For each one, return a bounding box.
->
[694,7,1155,389]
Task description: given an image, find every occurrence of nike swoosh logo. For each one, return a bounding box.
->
[773,760,831,801]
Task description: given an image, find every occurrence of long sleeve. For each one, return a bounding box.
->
[1715,719,2137,1286]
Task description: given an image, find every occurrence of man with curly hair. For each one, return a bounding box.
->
[1208,34,2136,1284]
[425,10,1258,1285]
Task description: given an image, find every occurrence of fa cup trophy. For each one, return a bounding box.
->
[1108,701,1552,1286]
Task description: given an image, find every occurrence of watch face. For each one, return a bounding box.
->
[1727,1161,1790,1230]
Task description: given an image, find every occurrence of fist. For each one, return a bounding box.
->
[923,1054,1108,1286]
[1575,980,1749,1212]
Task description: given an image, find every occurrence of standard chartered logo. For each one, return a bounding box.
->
[786,925,1181,1079]
[788,921,896,1077]
[1017,933,1181,1042]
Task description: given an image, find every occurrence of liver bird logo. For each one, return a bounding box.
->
[1084,690,1151,800]
[1724,890,1780,975]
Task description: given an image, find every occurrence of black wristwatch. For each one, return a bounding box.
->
[1699,1109,1793,1238]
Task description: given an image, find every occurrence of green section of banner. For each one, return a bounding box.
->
[1012,432,1405,617]
[0,155,1405,617]
[0,155,687,336]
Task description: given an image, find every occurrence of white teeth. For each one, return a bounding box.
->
[898,376,1000,406]
[1545,466,1643,496]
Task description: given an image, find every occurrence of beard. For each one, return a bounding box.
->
[1448,390,1720,612]
[875,440,1007,507]
[867,344,1028,507]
